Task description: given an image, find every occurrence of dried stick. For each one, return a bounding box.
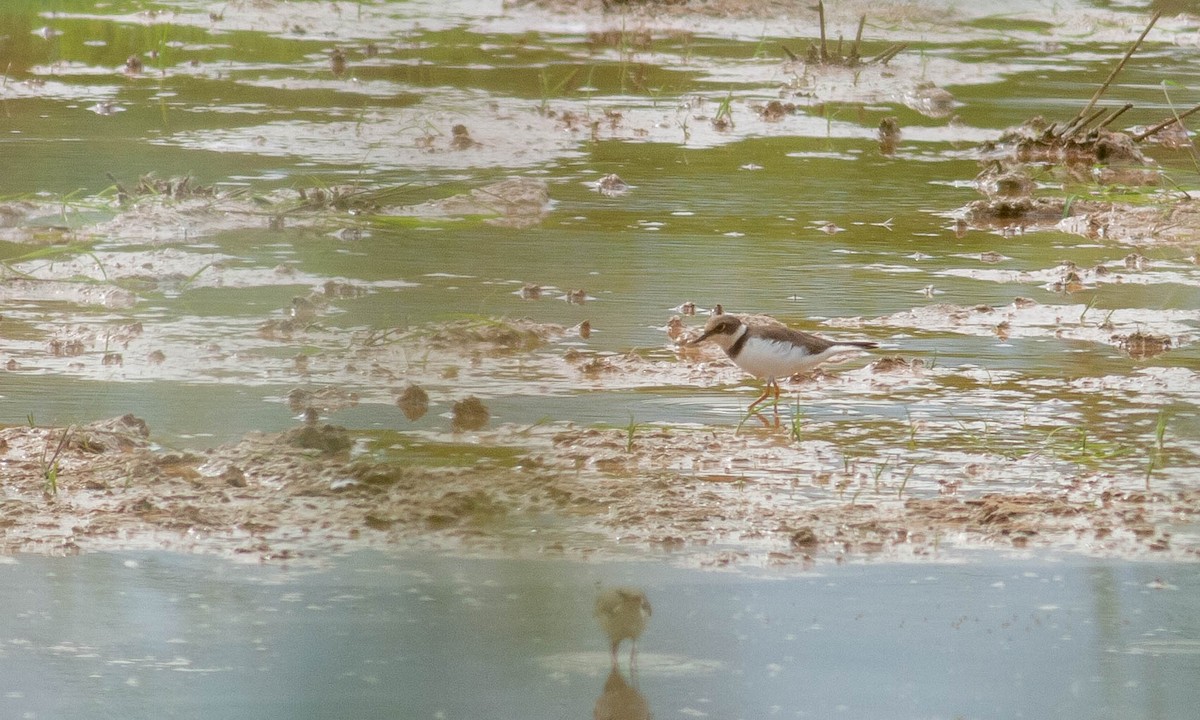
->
[818,1,828,63]
[1074,11,1161,125]
[1061,106,1109,139]
[851,14,866,62]
[871,43,907,65]
[1095,103,1134,131]
[1132,103,1200,141]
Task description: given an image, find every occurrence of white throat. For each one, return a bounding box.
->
[718,323,749,354]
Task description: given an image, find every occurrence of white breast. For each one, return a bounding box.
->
[732,336,863,380]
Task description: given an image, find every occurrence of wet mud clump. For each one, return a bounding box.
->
[397,384,430,421]
[959,12,1200,246]
[595,173,630,197]
[877,116,901,156]
[973,13,1168,179]
[386,177,550,229]
[451,396,491,432]
[962,110,1172,235]
[284,423,354,455]
[977,116,1152,170]
[1114,330,1173,359]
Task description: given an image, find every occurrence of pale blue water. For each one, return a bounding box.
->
[1,551,1197,719]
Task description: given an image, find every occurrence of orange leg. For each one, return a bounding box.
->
[746,379,784,426]
[769,382,782,426]
[745,380,786,427]
[746,381,774,415]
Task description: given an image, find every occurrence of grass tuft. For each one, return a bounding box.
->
[625,414,640,453]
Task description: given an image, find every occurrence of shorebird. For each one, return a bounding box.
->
[594,587,652,669]
[688,310,877,418]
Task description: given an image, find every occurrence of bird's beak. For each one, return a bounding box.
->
[687,330,713,346]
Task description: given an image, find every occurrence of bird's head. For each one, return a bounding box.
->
[688,313,744,350]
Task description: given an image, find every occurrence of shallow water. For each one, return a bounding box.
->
[1,550,1198,719]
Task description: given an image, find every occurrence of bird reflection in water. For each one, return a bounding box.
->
[593,587,652,720]
[594,666,650,720]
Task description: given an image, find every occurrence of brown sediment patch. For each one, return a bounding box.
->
[1,177,552,248]
[956,194,1200,247]
[834,298,1197,354]
[2,246,388,296]
[0,304,708,401]
[959,196,1074,230]
[0,202,69,244]
[1,415,1195,564]
[939,255,1200,293]
[978,118,1153,171]
[1088,199,1200,247]
[384,177,551,229]
[1113,330,1172,360]
[387,316,567,354]
[901,82,956,119]
[171,96,578,172]
[0,279,139,310]
[487,422,1200,564]
[338,314,751,403]
[511,0,961,27]
[86,193,283,244]
[1071,365,1199,396]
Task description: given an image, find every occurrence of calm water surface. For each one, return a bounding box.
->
[1,551,1199,719]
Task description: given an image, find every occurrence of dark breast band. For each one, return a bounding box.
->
[728,330,749,359]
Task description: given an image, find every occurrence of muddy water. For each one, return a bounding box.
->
[1,551,1199,719]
